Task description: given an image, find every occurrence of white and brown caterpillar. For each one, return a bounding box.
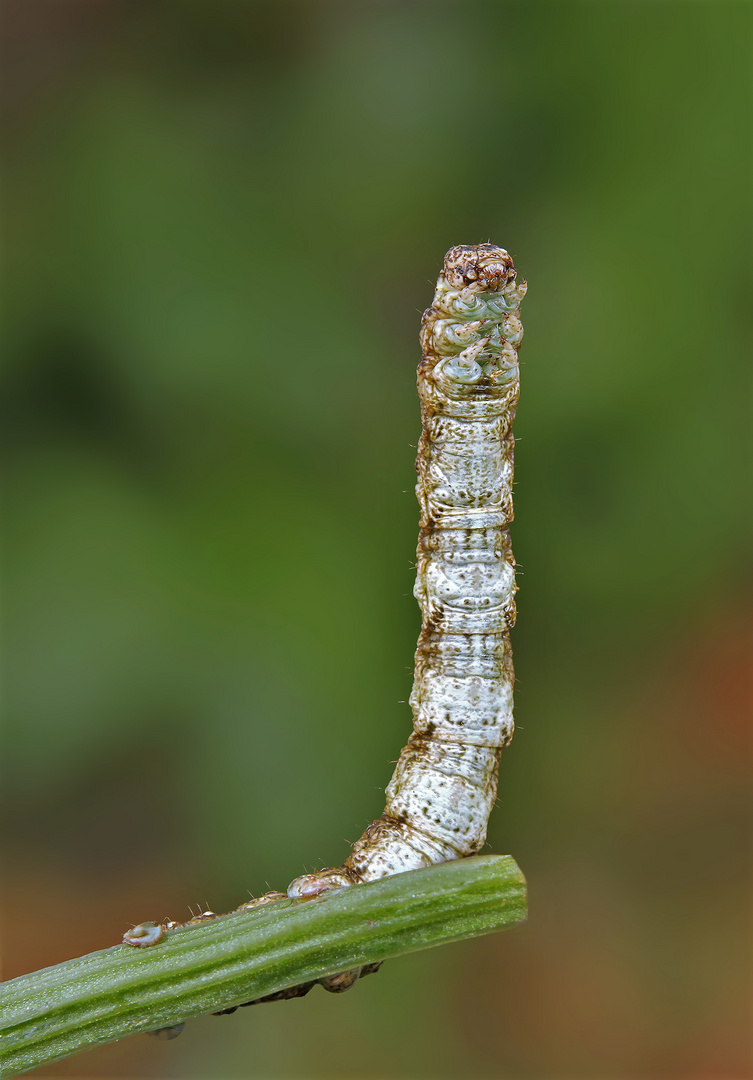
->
[126,244,524,937]
[288,243,526,899]
[128,245,525,1025]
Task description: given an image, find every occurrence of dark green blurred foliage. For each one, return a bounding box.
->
[2,1,750,1077]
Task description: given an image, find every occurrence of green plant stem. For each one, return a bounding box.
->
[0,855,525,1078]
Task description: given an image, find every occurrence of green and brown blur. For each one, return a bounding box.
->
[2,2,750,1078]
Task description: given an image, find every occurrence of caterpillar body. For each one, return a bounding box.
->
[289,243,525,898]
[128,245,524,1029]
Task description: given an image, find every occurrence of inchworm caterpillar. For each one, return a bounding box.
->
[129,244,525,1022]
[288,243,525,898]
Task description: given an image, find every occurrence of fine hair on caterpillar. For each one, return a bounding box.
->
[125,242,525,1024]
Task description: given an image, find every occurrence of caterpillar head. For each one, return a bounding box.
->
[442,244,514,291]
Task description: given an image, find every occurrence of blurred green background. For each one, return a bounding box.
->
[2,1,751,1077]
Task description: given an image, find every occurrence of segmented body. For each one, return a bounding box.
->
[289,244,526,898]
[129,246,524,1025]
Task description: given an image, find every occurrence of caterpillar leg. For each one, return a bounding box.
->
[286,866,360,899]
[213,963,383,1015]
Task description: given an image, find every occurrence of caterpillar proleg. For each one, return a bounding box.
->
[288,243,525,899]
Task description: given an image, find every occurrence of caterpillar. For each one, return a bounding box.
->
[129,243,525,1020]
[288,243,525,898]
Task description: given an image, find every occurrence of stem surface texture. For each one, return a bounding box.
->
[0,855,526,1078]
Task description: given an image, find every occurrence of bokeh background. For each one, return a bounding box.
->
[2,1,751,1077]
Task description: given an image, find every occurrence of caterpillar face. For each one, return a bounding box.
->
[442,244,515,291]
